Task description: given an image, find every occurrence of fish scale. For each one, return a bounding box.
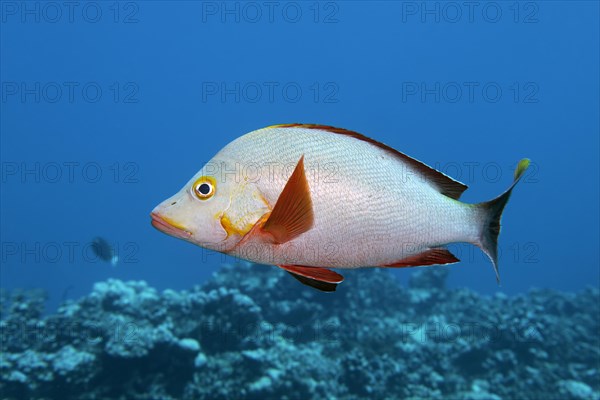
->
[213,126,476,267]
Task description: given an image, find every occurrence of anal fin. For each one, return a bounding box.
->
[278,264,343,292]
[383,247,460,268]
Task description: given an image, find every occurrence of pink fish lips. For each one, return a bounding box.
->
[150,213,192,240]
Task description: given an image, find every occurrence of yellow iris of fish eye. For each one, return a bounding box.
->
[192,176,216,200]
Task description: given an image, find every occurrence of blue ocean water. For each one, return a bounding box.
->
[1,2,599,399]
[2,0,598,305]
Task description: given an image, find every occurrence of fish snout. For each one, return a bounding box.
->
[150,211,192,240]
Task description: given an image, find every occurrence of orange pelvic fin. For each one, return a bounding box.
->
[278,264,344,292]
[261,155,314,244]
[383,248,460,268]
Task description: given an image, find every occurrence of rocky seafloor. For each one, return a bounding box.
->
[1,263,599,400]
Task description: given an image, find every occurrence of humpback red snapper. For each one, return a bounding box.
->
[151,124,530,291]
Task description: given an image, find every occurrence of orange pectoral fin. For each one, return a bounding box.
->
[261,155,314,244]
[278,265,344,292]
[383,248,460,268]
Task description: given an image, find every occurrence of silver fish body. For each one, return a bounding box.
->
[216,126,476,267]
[151,124,529,290]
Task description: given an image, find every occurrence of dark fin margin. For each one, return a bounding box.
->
[270,123,468,200]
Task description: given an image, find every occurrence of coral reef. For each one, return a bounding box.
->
[1,264,599,399]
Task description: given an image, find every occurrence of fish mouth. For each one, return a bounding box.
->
[150,212,192,240]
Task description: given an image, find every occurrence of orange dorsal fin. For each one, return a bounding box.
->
[384,247,460,268]
[278,264,344,292]
[261,155,314,244]
[270,124,467,200]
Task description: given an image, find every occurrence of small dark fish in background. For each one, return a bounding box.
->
[91,237,119,266]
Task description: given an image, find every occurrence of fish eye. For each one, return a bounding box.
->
[198,184,210,195]
[192,176,216,200]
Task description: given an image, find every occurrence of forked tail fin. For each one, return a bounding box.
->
[476,159,530,283]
